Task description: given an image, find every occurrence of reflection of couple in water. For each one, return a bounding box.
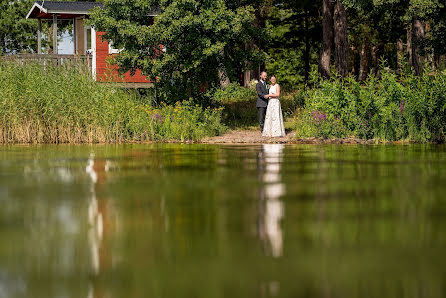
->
[257,144,285,258]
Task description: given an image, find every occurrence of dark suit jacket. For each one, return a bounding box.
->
[256,80,269,108]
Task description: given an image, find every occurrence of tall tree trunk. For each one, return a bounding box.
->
[243,42,253,87]
[396,38,404,74]
[433,52,440,71]
[1,34,6,54]
[46,26,53,54]
[319,0,332,79]
[412,19,425,76]
[406,23,412,69]
[219,68,230,88]
[371,44,380,76]
[219,50,230,88]
[334,1,349,78]
[428,51,435,71]
[244,69,251,87]
[350,45,357,78]
[304,11,310,83]
[359,38,369,81]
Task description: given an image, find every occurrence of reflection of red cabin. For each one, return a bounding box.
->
[26,1,158,88]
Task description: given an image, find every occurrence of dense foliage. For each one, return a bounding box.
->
[295,67,446,142]
[0,0,37,54]
[90,0,266,101]
[265,0,321,90]
[0,61,225,143]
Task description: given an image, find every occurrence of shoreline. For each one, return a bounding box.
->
[1,130,441,145]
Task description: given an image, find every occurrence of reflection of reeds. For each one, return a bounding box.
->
[0,61,225,143]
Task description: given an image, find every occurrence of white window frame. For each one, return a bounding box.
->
[84,25,93,54]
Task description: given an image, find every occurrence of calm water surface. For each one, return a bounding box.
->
[1,144,446,298]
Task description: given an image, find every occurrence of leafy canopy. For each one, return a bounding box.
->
[90,0,266,101]
[0,0,37,54]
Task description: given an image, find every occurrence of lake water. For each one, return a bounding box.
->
[1,144,446,298]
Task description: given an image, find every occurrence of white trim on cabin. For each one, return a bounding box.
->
[45,10,94,15]
[91,27,96,80]
[26,6,97,19]
[26,2,47,19]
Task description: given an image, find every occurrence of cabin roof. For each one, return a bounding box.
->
[27,1,160,19]
[26,1,103,19]
[36,1,103,12]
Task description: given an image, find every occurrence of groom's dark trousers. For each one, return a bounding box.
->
[256,80,269,132]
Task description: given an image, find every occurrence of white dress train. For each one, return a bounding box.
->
[262,84,286,137]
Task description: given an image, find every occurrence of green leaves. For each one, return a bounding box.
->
[90,0,264,101]
[296,68,446,142]
[0,0,38,54]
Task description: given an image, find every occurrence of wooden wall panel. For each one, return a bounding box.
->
[95,32,152,84]
[75,18,85,55]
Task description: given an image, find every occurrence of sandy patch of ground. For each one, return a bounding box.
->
[202,129,295,144]
[201,129,383,144]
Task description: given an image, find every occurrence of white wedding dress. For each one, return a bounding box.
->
[262,84,286,137]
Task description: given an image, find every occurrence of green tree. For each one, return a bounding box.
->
[90,0,266,101]
[344,0,444,76]
[265,0,321,89]
[0,0,37,54]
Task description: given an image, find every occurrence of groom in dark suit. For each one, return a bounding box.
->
[256,71,270,132]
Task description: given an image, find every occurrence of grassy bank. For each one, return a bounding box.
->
[295,69,446,143]
[4,60,444,145]
[0,61,225,143]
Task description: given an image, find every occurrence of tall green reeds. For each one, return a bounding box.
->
[0,60,225,143]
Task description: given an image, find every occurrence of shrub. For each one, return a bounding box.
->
[143,102,225,141]
[211,83,257,103]
[295,68,446,142]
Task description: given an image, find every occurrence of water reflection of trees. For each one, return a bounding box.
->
[1,145,446,297]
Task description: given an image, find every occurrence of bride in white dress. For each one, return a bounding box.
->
[262,76,286,137]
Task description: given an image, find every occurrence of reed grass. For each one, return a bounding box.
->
[0,60,225,143]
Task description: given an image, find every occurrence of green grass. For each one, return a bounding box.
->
[0,60,225,143]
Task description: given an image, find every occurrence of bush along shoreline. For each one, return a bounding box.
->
[0,61,225,144]
[295,68,446,143]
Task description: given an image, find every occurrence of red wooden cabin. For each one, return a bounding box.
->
[26,1,157,88]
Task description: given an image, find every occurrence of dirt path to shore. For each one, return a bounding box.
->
[202,129,295,144]
[202,129,377,144]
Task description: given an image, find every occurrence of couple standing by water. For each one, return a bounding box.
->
[256,71,286,137]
